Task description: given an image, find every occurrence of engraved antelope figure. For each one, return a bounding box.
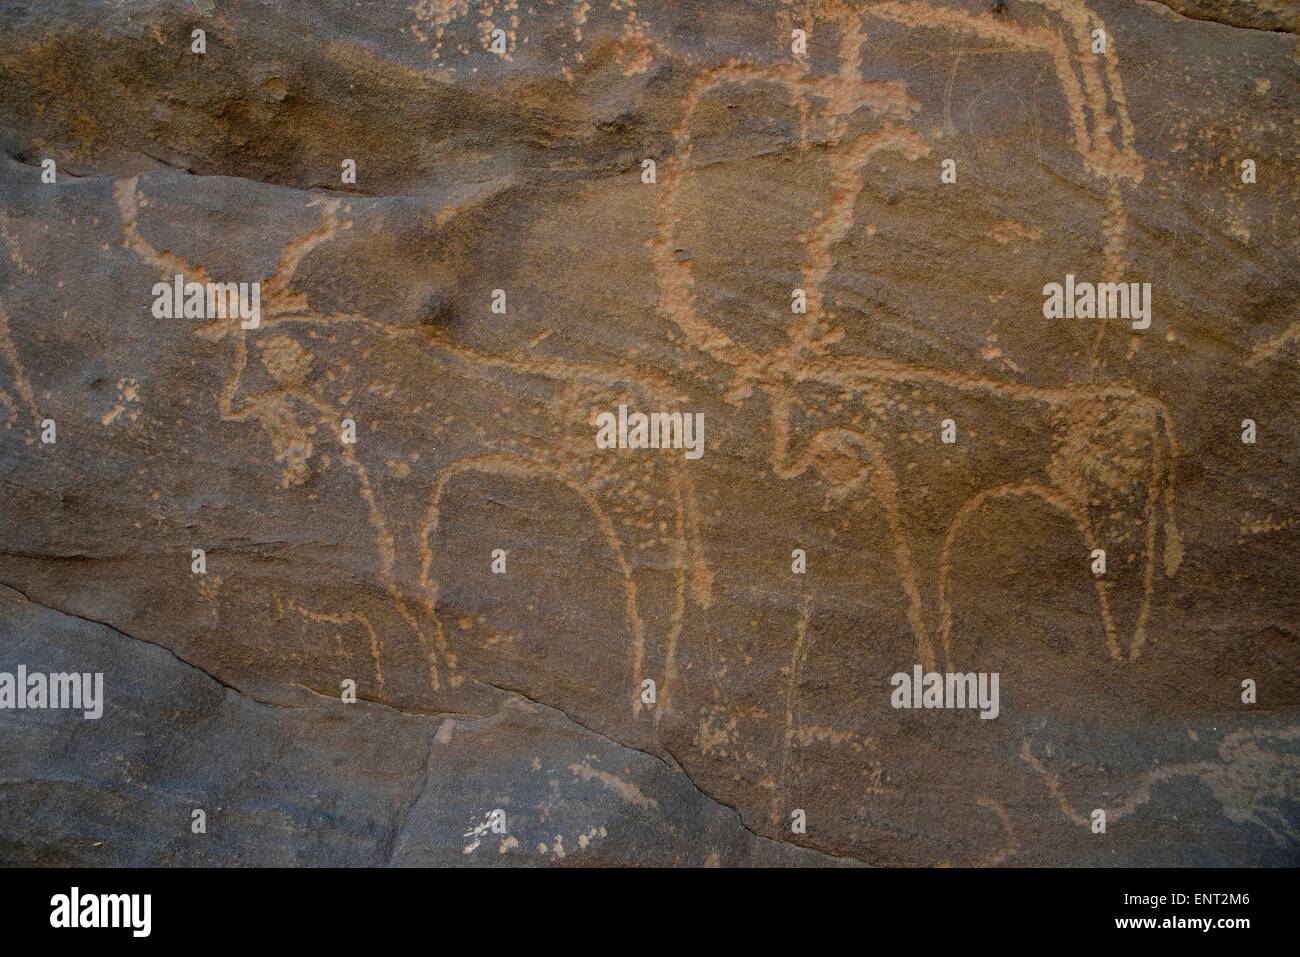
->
[650,0,1180,675]
[112,176,712,722]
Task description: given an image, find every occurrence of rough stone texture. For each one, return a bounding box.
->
[0,0,1296,866]
[1,585,832,866]
[1152,0,1299,33]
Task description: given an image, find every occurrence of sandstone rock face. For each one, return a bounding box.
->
[0,0,1296,866]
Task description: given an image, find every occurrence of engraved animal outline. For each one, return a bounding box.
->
[111,176,712,718]
[655,0,1177,862]
[1022,727,1300,846]
[28,1,1276,866]
[651,0,1181,678]
[113,178,444,696]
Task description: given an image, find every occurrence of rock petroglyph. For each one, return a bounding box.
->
[0,0,1294,867]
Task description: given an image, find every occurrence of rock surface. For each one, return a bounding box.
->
[0,0,1296,866]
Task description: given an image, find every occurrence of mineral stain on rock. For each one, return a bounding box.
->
[0,0,1296,866]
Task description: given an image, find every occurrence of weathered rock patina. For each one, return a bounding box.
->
[0,0,1296,866]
